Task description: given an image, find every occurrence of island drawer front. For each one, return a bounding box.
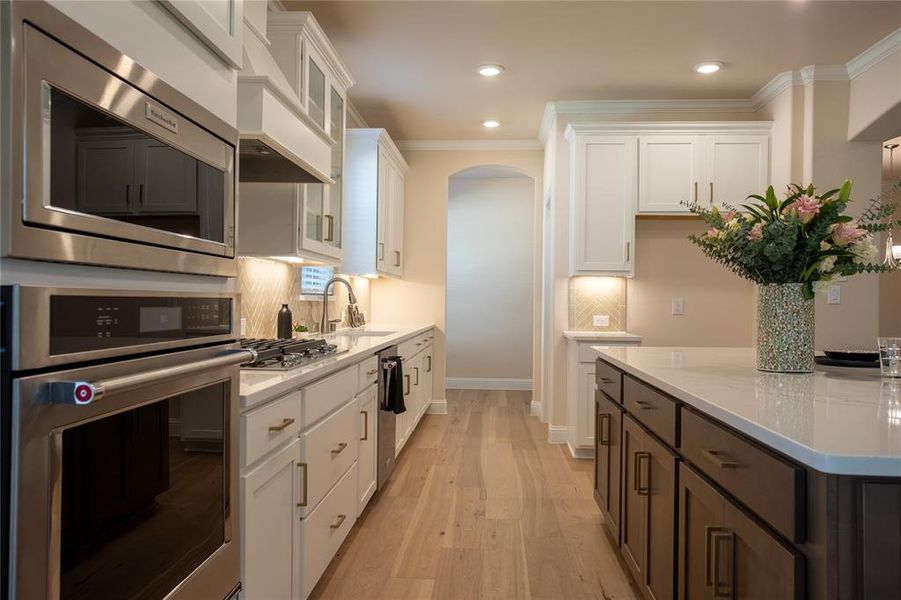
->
[623,375,677,447]
[301,462,357,599]
[299,398,358,517]
[681,407,805,543]
[242,390,303,467]
[303,364,358,426]
[596,360,623,403]
[358,356,379,392]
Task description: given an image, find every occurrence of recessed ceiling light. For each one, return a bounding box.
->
[482,119,501,129]
[694,61,723,74]
[478,64,504,77]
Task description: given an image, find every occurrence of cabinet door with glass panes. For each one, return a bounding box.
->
[300,47,346,260]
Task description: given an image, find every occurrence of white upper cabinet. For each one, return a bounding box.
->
[342,129,408,278]
[159,0,243,68]
[638,136,704,213]
[705,135,770,211]
[566,129,637,276]
[567,122,771,274]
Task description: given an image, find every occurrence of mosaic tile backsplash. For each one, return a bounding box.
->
[236,257,369,338]
[569,277,627,331]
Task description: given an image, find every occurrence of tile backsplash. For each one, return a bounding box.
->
[569,276,627,331]
[236,257,370,338]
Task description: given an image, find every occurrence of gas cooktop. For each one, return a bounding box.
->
[239,338,347,371]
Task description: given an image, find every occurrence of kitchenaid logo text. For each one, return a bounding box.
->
[145,102,179,133]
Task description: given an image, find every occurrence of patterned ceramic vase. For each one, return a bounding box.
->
[757,283,815,373]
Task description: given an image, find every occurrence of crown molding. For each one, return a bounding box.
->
[396,139,543,152]
[847,27,901,79]
[348,128,408,169]
[749,70,802,109]
[538,102,557,144]
[564,120,773,140]
[799,64,849,85]
[346,100,368,129]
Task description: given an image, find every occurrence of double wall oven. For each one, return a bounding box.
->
[1,1,238,276]
[1,286,253,600]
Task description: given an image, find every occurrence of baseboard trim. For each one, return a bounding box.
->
[427,399,448,415]
[446,377,532,391]
[547,424,569,444]
[529,400,542,418]
[566,442,594,460]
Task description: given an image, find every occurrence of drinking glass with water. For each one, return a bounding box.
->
[878,337,901,378]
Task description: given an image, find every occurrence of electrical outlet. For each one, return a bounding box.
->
[827,286,841,305]
[671,298,684,315]
[593,315,610,327]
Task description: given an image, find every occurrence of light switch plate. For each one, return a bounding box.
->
[827,286,841,305]
[671,298,684,315]
[593,315,610,327]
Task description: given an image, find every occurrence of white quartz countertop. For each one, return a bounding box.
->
[592,346,901,477]
[240,324,433,409]
[563,330,642,342]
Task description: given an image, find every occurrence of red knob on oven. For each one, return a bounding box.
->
[74,383,95,405]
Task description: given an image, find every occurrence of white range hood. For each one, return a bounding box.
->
[237,21,333,184]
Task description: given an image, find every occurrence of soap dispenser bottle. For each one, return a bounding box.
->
[277,304,293,339]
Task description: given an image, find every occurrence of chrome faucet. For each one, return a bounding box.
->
[320,277,363,333]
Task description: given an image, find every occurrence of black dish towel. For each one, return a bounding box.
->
[383,356,407,414]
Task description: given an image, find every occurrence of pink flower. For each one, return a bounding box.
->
[747,223,763,241]
[790,195,820,224]
[722,210,738,222]
[706,227,720,239]
[831,222,866,247]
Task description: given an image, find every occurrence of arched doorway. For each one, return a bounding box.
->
[445,165,536,391]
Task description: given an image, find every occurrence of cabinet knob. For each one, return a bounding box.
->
[331,441,348,455]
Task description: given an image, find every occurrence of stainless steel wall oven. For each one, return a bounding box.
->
[1,286,253,600]
[1,1,238,276]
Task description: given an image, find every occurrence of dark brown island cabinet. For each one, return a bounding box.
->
[593,357,901,600]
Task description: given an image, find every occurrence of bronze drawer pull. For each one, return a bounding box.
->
[708,528,734,598]
[598,413,611,446]
[268,417,295,432]
[330,514,347,529]
[297,463,308,507]
[634,400,655,410]
[366,368,378,376]
[331,442,348,455]
[599,377,614,384]
[634,451,651,495]
[702,449,739,469]
[404,374,410,395]
[360,410,368,441]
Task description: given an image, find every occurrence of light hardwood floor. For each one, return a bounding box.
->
[310,389,640,600]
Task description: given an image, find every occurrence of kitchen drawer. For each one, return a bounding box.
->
[242,390,302,467]
[596,360,623,403]
[681,407,805,543]
[623,375,678,448]
[302,364,357,426]
[301,462,357,598]
[358,356,379,392]
[398,329,433,360]
[300,398,358,517]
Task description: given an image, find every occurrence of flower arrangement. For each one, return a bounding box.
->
[686,179,901,298]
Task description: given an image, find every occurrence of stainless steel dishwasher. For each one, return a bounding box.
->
[377,345,399,489]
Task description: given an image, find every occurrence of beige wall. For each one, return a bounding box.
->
[848,47,901,141]
[627,219,756,346]
[371,149,544,404]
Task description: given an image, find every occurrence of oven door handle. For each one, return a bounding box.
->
[50,348,257,405]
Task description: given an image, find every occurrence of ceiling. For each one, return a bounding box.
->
[285,1,901,141]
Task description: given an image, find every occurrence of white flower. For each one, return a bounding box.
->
[819,255,837,273]
[851,235,877,264]
[813,277,835,295]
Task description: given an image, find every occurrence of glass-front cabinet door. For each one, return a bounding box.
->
[299,73,345,261]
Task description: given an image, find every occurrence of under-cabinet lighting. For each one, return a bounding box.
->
[478,64,504,77]
[268,256,305,264]
[482,119,501,129]
[694,61,723,74]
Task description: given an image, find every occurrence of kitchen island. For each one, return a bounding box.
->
[591,346,900,600]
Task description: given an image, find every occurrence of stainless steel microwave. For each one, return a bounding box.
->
[1,2,238,277]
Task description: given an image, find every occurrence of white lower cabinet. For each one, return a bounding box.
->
[356,384,378,513]
[300,463,358,599]
[394,343,433,456]
[241,439,303,600]
[299,398,358,517]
